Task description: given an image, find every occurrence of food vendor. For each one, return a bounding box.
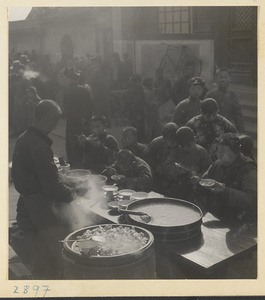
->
[102,149,153,192]
[201,133,257,223]
[10,100,87,279]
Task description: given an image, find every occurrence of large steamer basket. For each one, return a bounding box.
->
[125,198,203,242]
[62,224,156,279]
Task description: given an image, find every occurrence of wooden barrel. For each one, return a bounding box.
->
[62,224,156,279]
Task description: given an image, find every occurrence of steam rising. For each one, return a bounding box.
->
[52,177,105,231]
[23,69,40,80]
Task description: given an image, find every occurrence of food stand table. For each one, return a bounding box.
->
[76,195,257,279]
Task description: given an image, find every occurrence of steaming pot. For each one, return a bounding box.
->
[62,224,156,279]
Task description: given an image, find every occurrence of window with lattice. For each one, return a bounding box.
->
[231,7,254,31]
[158,7,190,34]
[193,7,211,33]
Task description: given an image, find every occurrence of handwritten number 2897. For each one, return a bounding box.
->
[13,285,51,297]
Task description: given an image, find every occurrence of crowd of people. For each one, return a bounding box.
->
[9,49,257,279]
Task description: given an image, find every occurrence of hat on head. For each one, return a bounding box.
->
[64,67,80,81]
[26,86,37,94]
[175,126,195,146]
[187,76,206,88]
[162,122,179,140]
[218,133,241,154]
[201,98,218,115]
[20,55,30,64]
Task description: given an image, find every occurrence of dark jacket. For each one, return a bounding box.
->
[81,132,119,173]
[171,97,202,127]
[203,154,257,222]
[12,127,73,202]
[112,156,153,192]
[123,143,146,160]
[186,114,237,160]
[64,81,93,136]
[206,88,245,133]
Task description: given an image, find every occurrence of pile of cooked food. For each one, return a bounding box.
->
[73,225,148,257]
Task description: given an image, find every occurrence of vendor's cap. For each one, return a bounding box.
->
[218,133,241,154]
[64,67,80,81]
[26,86,37,93]
[175,126,195,146]
[162,122,179,139]
[201,98,218,115]
[187,76,205,88]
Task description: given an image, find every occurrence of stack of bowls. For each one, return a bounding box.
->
[102,185,119,202]
[117,189,135,209]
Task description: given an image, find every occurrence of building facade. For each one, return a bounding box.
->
[9,6,257,85]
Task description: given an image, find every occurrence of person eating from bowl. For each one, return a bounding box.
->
[102,149,153,192]
[121,126,146,159]
[10,100,87,279]
[143,122,179,195]
[162,126,212,200]
[200,133,257,223]
[77,115,119,173]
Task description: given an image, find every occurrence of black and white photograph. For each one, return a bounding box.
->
[1,1,263,297]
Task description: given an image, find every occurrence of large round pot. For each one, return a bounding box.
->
[62,224,156,279]
[87,174,107,188]
[64,169,91,187]
[124,198,203,241]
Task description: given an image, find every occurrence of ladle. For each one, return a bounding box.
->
[118,208,152,223]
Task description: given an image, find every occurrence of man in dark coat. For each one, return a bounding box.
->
[125,74,146,142]
[10,100,86,279]
[171,61,196,105]
[206,68,245,133]
[144,122,179,195]
[102,149,153,192]
[201,133,257,223]
[63,67,93,167]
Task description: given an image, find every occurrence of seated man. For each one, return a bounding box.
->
[144,122,179,194]
[162,126,212,200]
[186,98,237,160]
[102,149,153,192]
[121,126,146,159]
[201,133,257,223]
[78,115,119,173]
[10,100,86,279]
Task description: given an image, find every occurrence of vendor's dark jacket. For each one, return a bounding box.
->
[80,132,119,173]
[12,127,73,202]
[202,153,257,222]
[113,156,153,192]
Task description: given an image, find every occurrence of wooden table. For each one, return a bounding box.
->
[77,196,257,279]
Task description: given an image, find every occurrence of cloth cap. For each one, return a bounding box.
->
[162,122,179,140]
[218,133,241,154]
[26,86,37,93]
[187,76,205,88]
[175,126,195,146]
[64,67,80,81]
[201,98,218,115]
